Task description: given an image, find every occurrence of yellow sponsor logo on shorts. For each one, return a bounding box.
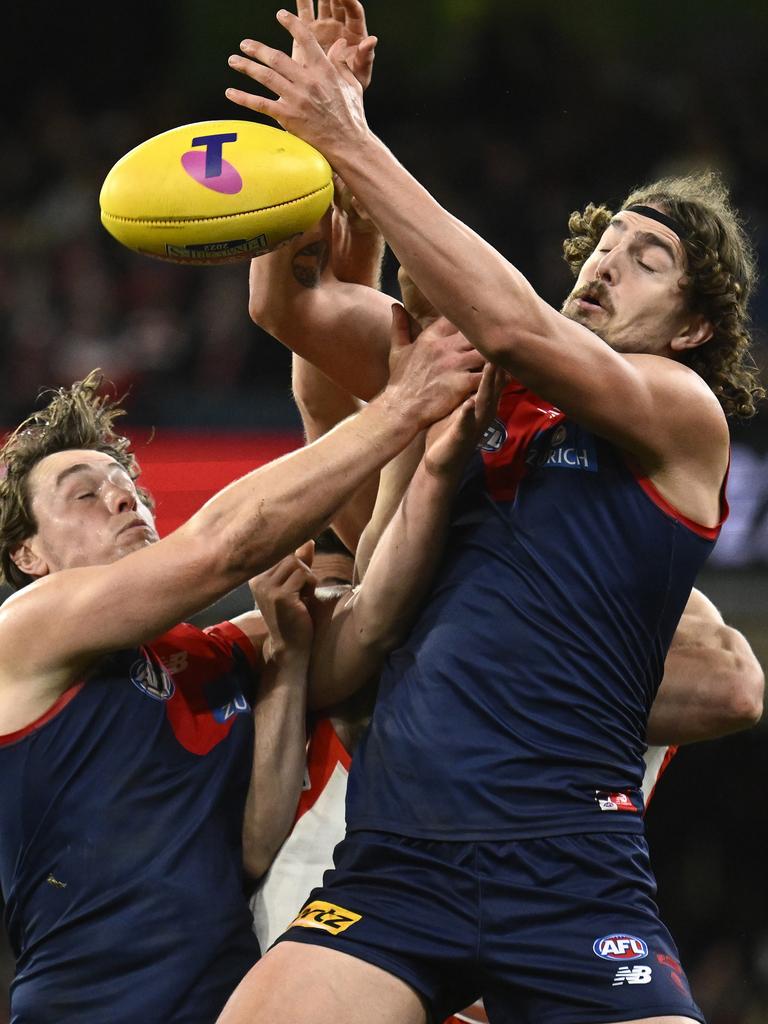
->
[289,900,362,935]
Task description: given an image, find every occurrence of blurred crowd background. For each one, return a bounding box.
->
[1,1,767,1020]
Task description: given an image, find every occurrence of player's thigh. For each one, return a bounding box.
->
[217,941,428,1024]
[602,1017,702,1024]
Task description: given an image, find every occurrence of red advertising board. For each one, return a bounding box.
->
[126,430,303,537]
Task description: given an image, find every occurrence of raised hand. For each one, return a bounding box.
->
[227,11,369,157]
[249,541,317,662]
[294,0,376,89]
[425,363,510,479]
[384,306,486,431]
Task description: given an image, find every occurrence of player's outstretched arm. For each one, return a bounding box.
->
[240,544,315,878]
[285,179,391,549]
[249,211,393,401]
[295,279,437,561]
[647,588,764,745]
[309,356,508,708]
[246,0,391,400]
[226,13,728,491]
[351,274,445,576]
[0,317,483,725]
[397,267,439,331]
[330,174,385,290]
[352,429,425,585]
[289,259,438,558]
[292,353,380,553]
[292,0,376,92]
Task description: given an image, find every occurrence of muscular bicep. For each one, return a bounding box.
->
[647,592,764,744]
[252,258,394,400]
[293,355,380,552]
[307,588,381,709]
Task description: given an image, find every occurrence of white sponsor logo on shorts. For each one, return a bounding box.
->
[612,965,653,986]
[593,934,648,960]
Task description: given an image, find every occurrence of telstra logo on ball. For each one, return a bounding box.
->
[181,134,244,194]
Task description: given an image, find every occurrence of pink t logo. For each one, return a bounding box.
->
[181,133,243,194]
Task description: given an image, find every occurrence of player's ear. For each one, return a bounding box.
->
[670,313,713,353]
[11,539,49,580]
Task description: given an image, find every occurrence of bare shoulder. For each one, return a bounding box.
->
[624,353,730,458]
[623,355,729,526]
[625,353,727,415]
[0,576,66,668]
[0,578,80,731]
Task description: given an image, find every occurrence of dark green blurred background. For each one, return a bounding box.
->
[1,2,767,1020]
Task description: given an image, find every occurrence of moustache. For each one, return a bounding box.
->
[570,281,614,314]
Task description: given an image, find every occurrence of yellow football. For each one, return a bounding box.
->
[99,120,333,264]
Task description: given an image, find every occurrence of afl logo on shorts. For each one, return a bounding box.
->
[130,651,175,701]
[593,934,649,961]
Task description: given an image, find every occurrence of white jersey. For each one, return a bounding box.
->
[641,743,677,803]
[251,718,351,953]
[251,720,676,1022]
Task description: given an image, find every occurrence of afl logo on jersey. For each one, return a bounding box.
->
[593,934,649,961]
[479,418,508,453]
[130,651,175,701]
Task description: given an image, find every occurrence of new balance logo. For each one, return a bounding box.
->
[612,965,652,986]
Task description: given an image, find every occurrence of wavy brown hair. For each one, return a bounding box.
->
[0,370,151,590]
[563,171,764,418]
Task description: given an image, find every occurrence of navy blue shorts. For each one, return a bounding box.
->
[276,830,705,1024]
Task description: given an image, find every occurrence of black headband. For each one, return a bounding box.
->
[624,204,688,241]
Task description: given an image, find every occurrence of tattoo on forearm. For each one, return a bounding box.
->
[292,240,330,289]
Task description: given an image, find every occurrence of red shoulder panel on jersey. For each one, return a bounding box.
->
[625,458,729,541]
[482,384,565,502]
[205,620,261,670]
[152,622,257,756]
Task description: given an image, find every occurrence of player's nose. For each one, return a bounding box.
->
[107,484,138,514]
[594,245,622,284]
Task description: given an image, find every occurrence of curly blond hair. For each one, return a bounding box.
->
[563,171,764,418]
[0,371,151,590]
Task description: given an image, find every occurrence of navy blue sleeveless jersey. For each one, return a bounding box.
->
[347,383,726,841]
[0,621,260,1024]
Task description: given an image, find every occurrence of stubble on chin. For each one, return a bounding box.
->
[561,299,651,354]
[561,298,609,344]
[117,534,158,560]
